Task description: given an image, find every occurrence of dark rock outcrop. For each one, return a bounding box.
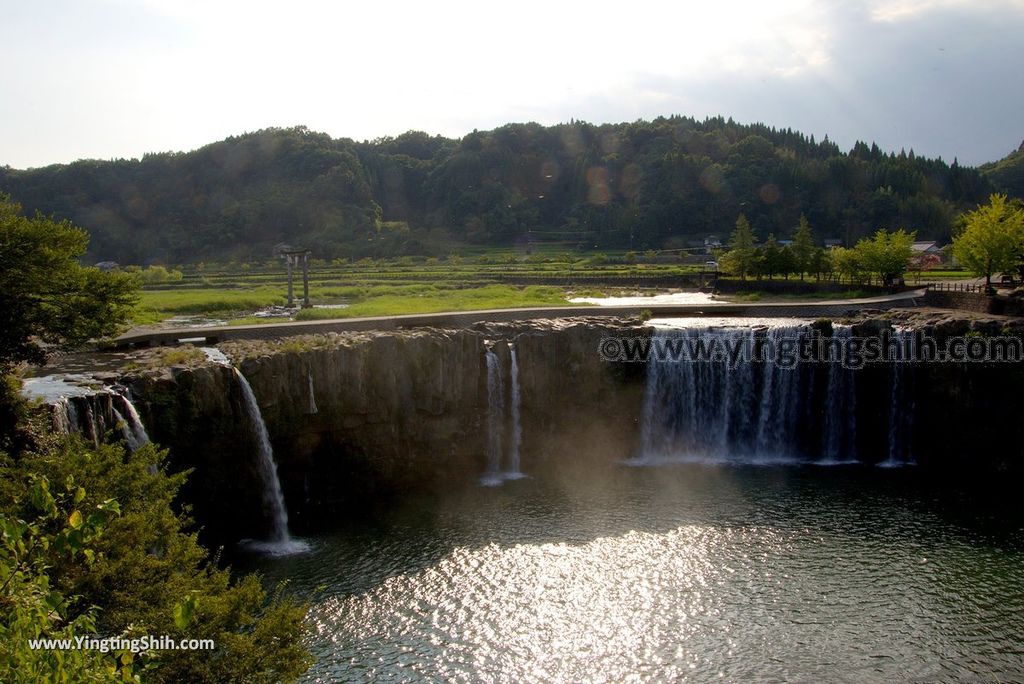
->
[29,312,1024,543]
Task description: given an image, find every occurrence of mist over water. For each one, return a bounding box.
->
[246,463,1024,683]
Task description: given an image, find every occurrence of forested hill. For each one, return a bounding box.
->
[980,141,1024,200]
[0,117,1004,264]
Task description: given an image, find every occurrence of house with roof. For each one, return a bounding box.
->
[911,241,942,255]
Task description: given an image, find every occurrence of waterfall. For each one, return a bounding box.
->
[635,323,855,466]
[635,322,923,467]
[232,367,306,553]
[82,404,100,447]
[201,346,231,365]
[307,370,318,415]
[507,345,524,479]
[112,389,150,452]
[480,344,527,485]
[880,329,916,468]
[481,349,506,485]
[66,400,79,435]
[821,325,857,464]
[638,325,810,463]
[53,398,74,434]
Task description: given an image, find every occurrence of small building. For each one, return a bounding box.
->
[94,261,120,271]
[911,241,942,255]
[824,239,843,249]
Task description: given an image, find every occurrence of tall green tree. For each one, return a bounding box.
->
[759,234,782,279]
[0,196,138,367]
[790,214,816,280]
[952,193,1024,289]
[721,213,758,280]
[830,247,864,283]
[855,228,915,285]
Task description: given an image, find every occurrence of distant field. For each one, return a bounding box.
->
[130,254,953,327]
[130,254,706,326]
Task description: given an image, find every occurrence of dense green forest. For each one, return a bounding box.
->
[0,117,1013,264]
[980,141,1024,200]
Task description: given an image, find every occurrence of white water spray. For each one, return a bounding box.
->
[113,389,150,452]
[821,325,858,464]
[233,367,307,554]
[880,328,916,468]
[307,370,318,414]
[481,344,527,485]
[481,349,505,485]
[635,323,866,466]
[507,345,524,479]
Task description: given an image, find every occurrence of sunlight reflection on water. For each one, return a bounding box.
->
[245,466,1024,684]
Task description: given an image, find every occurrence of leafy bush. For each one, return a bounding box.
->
[0,430,312,682]
[0,477,132,683]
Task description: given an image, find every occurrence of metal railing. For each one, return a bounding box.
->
[925,282,984,293]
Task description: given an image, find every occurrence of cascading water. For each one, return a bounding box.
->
[507,345,524,479]
[636,321,922,467]
[112,389,150,452]
[633,320,927,465]
[307,370,318,415]
[638,324,815,464]
[480,344,527,485]
[880,328,916,468]
[481,349,506,486]
[52,397,74,434]
[232,367,307,554]
[821,325,857,464]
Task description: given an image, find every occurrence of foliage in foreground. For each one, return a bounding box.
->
[0,195,138,366]
[0,476,131,683]
[0,415,312,683]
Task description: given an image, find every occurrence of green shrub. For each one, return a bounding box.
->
[1,436,312,683]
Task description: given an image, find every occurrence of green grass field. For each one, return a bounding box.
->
[290,285,574,321]
[129,252,968,328]
[129,252,709,326]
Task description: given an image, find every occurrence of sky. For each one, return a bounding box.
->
[1,0,1022,169]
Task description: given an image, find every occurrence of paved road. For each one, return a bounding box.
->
[111,289,927,348]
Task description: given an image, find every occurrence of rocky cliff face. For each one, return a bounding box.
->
[30,311,1024,543]
[118,319,646,540]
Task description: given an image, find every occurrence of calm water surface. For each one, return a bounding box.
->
[244,463,1024,683]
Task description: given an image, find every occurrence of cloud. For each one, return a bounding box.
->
[1,0,1022,167]
[867,0,1024,23]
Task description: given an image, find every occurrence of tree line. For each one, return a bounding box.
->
[0,117,1008,264]
[718,194,1024,288]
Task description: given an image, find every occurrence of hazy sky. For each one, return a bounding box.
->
[2,0,1022,169]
